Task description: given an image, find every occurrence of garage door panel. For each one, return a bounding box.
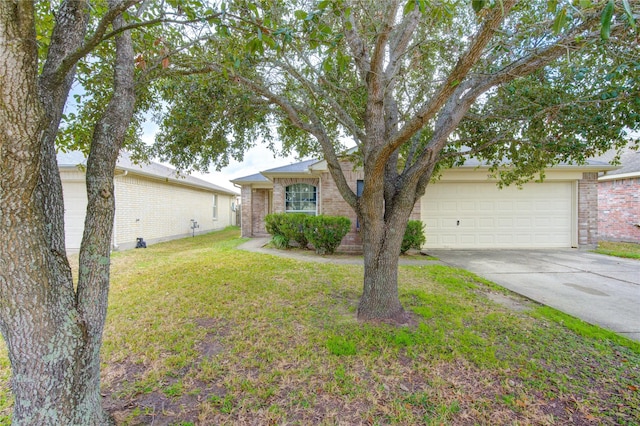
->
[478,201,493,211]
[495,217,513,227]
[495,234,514,244]
[62,181,88,250]
[496,200,514,211]
[422,181,573,249]
[441,234,457,244]
[461,234,478,244]
[441,201,457,211]
[479,217,495,228]
[459,201,476,212]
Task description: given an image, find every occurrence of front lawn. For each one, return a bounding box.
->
[595,241,640,260]
[0,228,638,425]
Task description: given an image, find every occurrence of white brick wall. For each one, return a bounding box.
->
[61,170,235,251]
[113,175,235,249]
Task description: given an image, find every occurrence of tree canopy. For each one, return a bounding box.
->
[139,0,639,321]
[150,0,638,177]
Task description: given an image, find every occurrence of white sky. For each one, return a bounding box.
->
[140,119,302,193]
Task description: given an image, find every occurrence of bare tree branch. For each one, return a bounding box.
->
[385,0,517,160]
[271,54,366,145]
[342,4,370,81]
[385,7,421,81]
[227,68,357,207]
[52,0,141,85]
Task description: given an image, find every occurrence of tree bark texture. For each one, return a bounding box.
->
[0,1,133,423]
[357,156,419,323]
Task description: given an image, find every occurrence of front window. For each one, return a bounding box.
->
[285,183,317,215]
[212,194,218,219]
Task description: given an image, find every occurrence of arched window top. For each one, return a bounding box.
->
[285,183,317,215]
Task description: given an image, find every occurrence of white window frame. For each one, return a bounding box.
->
[285,183,317,215]
[212,194,218,220]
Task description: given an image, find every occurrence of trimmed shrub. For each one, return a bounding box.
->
[265,213,309,249]
[280,213,310,248]
[271,233,289,249]
[265,213,286,237]
[265,213,290,247]
[401,220,426,254]
[304,215,351,255]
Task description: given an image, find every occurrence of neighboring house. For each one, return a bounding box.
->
[59,151,238,251]
[597,146,640,243]
[231,156,614,251]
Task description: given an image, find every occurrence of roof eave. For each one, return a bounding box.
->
[450,164,618,172]
[260,170,321,179]
[116,165,238,195]
[599,171,640,181]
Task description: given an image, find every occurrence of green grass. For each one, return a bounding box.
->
[0,227,638,424]
[595,240,640,260]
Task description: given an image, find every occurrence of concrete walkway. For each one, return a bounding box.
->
[237,238,442,266]
[238,239,640,341]
[428,249,640,342]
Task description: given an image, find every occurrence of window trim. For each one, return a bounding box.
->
[285,183,317,215]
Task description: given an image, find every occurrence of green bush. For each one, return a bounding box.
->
[401,220,426,254]
[271,233,289,249]
[265,213,287,238]
[304,215,351,255]
[265,213,290,248]
[280,213,309,248]
[265,213,309,249]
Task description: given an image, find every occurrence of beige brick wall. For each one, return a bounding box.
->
[266,161,420,252]
[240,186,253,237]
[113,175,235,249]
[61,170,89,250]
[578,172,599,247]
[598,177,640,243]
[62,171,235,251]
[240,187,271,237]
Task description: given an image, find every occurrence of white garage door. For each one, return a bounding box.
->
[421,181,574,249]
[62,181,88,251]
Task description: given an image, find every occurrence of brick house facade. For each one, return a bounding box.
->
[232,157,612,251]
[597,147,640,243]
[233,160,419,252]
[578,172,600,246]
[60,151,238,251]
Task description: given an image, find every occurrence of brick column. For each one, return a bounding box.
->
[240,186,252,237]
[578,172,598,247]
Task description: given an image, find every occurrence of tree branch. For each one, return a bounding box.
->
[51,0,141,85]
[369,0,398,86]
[272,54,366,145]
[386,0,517,160]
[228,66,358,209]
[342,5,370,81]
[385,7,421,81]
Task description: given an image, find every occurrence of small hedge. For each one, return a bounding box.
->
[265,213,351,254]
[266,213,309,248]
[304,215,351,255]
[265,213,290,248]
[281,213,310,248]
[401,220,426,254]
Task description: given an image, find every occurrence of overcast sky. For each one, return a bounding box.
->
[140,119,304,193]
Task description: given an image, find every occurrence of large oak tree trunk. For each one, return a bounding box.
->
[0,3,106,423]
[357,172,418,323]
[358,220,407,322]
[0,1,134,423]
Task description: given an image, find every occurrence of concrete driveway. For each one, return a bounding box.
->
[428,249,640,342]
